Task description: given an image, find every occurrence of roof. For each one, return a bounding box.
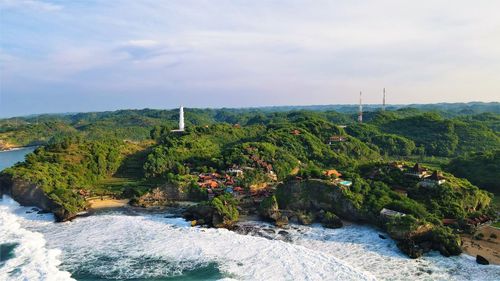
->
[380,208,406,217]
[429,171,445,181]
[412,163,427,173]
[324,169,342,178]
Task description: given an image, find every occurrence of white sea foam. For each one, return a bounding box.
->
[287,223,500,281]
[0,196,74,281]
[2,197,499,281]
[22,212,375,280]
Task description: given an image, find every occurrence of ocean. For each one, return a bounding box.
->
[1,148,499,281]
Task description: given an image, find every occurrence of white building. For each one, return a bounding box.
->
[179,106,185,131]
[171,106,185,132]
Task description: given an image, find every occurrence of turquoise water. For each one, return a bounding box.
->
[339,180,352,186]
[0,242,19,262]
[72,262,223,281]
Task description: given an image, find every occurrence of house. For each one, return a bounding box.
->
[390,161,405,171]
[423,171,446,185]
[233,186,244,194]
[419,171,446,187]
[199,180,218,189]
[380,208,406,218]
[404,163,428,178]
[227,167,244,177]
[328,135,347,144]
[324,169,342,178]
[291,129,301,135]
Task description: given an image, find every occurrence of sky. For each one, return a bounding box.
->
[1,0,500,117]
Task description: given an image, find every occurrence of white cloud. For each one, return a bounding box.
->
[126,40,159,48]
[0,0,62,12]
[1,0,500,116]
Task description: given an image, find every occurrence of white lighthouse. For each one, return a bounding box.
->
[171,106,185,132]
[179,106,185,131]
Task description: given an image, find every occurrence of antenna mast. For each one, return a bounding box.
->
[358,91,363,123]
[382,88,386,111]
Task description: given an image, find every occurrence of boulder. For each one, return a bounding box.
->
[259,195,288,227]
[476,255,489,265]
[397,240,424,259]
[297,211,315,225]
[183,204,214,224]
[321,212,343,229]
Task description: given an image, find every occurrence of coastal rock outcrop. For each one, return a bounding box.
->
[131,188,167,207]
[258,179,362,228]
[183,195,239,229]
[274,179,364,221]
[476,255,489,265]
[0,175,76,222]
[258,195,288,227]
[386,215,462,258]
[321,212,343,229]
[131,183,197,208]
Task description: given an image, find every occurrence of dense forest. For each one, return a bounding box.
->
[0,102,498,258]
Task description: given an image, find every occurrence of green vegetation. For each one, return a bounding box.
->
[1,136,152,214]
[2,136,125,213]
[447,150,499,194]
[210,194,239,227]
[1,103,498,258]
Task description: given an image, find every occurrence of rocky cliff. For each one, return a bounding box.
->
[259,179,461,259]
[260,179,365,225]
[131,183,192,207]
[0,175,77,221]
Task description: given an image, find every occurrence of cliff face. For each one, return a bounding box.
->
[0,175,75,222]
[162,183,190,201]
[132,183,191,207]
[274,179,365,222]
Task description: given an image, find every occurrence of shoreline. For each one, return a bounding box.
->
[0,145,38,153]
[87,198,130,210]
[75,205,500,267]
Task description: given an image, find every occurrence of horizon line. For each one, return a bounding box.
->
[1,101,499,119]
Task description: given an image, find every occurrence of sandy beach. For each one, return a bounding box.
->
[88,198,130,209]
[461,225,500,265]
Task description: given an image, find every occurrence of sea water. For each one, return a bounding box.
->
[1,148,499,281]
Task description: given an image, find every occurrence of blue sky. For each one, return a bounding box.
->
[1,0,499,117]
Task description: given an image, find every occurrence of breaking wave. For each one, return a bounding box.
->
[0,196,74,281]
[2,200,499,280]
[19,210,375,280]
